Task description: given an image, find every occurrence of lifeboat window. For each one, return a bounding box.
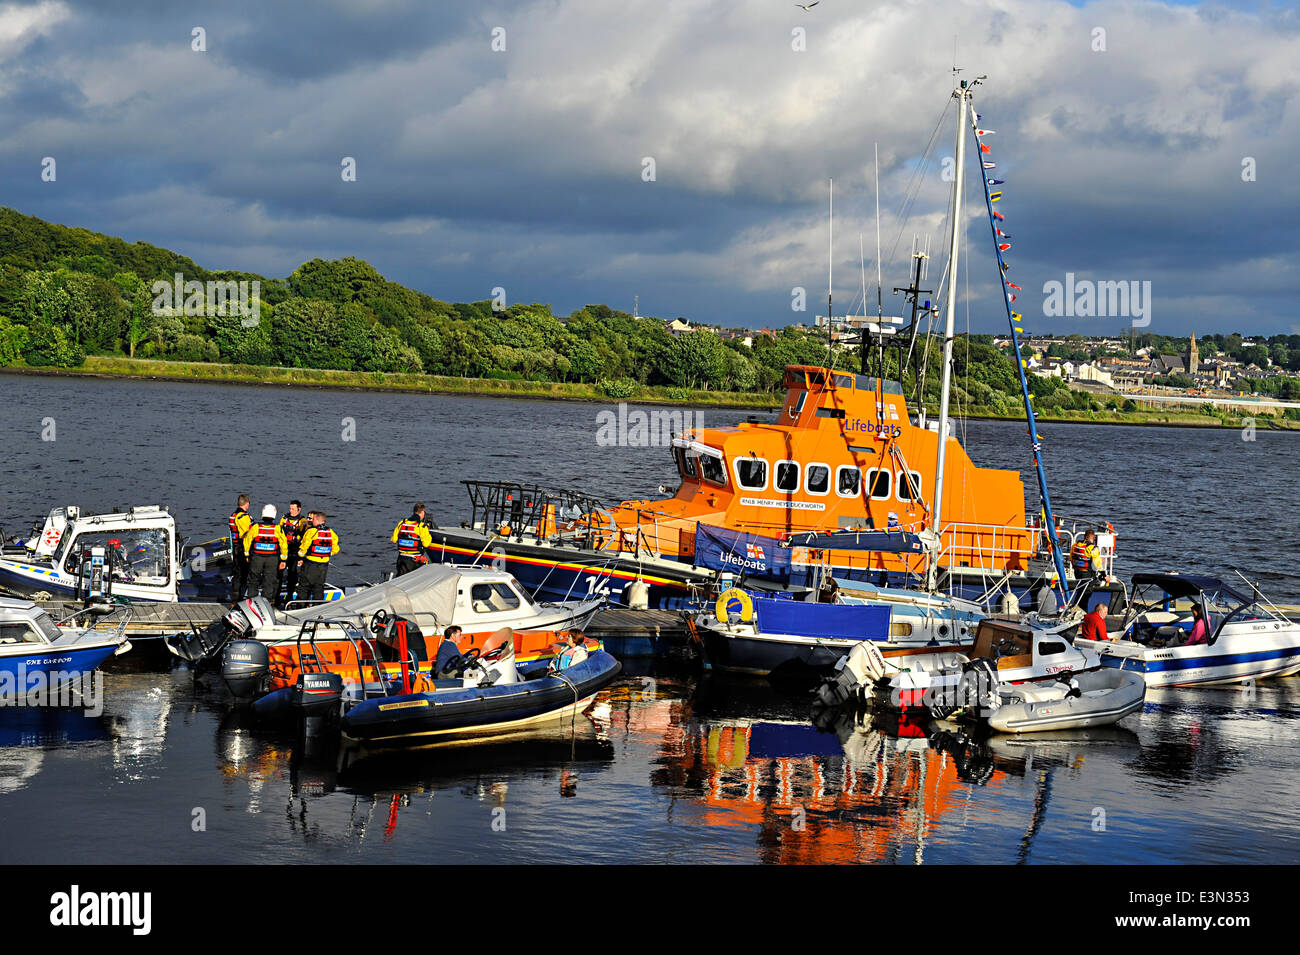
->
[676,448,698,480]
[734,457,768,491]
[1038,641,1067,655]
[806,463,830,495]
[866,468,892,500]
[788,391,807,418]
[470,582,522,613]
[774,460,800,493]
[700,454,728,486]
[896,470,923,501]
[835,465,861,497]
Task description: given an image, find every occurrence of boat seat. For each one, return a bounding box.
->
[1017,683,1070,703]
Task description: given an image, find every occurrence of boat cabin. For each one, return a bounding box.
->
[606,365,1034,577]
[1123,574,1264,645]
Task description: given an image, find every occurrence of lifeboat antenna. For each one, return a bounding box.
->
[926,79,972,591]
[826,178,834,368]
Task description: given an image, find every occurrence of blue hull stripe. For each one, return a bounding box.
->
[1101,645,1300,674]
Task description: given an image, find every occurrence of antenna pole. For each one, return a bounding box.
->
[827,178,834,368]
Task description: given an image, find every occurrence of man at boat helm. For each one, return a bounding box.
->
[296,510,339,603]
[392,503,435,577]
[436,625,463,674]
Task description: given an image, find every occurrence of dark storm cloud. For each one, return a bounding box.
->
[0,0,1297,334]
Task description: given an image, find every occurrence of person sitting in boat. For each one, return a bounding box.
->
[550,631,589,672]
[1080,602,1110,641]
[435,625,462,673]
[1180,605,1210,646]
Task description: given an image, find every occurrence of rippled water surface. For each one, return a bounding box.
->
[1,375,1297,863]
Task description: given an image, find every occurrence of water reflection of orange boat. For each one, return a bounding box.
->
[618,677,1006,864]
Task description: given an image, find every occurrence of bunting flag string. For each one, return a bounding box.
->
[983,161,996,168]
[987,178,1004,186]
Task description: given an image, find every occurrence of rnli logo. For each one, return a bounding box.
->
[745,543,766,561]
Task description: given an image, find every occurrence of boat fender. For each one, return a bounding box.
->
[624,579,650,610]
[715,588,754,624]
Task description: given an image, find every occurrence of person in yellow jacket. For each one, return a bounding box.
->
[228,493,254,601]
[392,502,434,577]
[277,500,308,607]
[296,510,339,603]
[243,504,288,602]
[1069,528,1104,580]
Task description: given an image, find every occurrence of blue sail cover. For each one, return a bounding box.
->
[783,529,927,553]
[752,597,891,641]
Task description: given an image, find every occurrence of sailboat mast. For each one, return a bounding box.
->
[929,82,969,559]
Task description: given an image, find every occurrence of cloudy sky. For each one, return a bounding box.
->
[1,0,1296,335]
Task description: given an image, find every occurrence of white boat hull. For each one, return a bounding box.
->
[1076,621,1300,687]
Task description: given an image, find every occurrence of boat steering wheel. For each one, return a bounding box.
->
[369,609,389,635]
[441,646,481,678]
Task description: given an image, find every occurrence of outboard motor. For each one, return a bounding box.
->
[815,642,889,708]
[234,596,277,633]
[291,671,344,722]
[221,640,271,700]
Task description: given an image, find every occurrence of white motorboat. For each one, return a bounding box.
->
[165,563,604,668]
[1073,572,1300,687]
[817,618,1146,734]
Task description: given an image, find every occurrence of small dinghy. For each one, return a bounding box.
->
[817,618,1145,734]
[340,640,622,747]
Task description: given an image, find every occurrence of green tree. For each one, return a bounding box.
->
[22,320,84,367]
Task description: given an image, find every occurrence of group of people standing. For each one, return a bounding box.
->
[228,495,339,606]
[227,498,438,606]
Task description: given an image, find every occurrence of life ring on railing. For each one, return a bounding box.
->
[715,588,754,624]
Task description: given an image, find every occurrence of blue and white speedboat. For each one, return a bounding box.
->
[1073,573,1300,687]
[0,597,132,699]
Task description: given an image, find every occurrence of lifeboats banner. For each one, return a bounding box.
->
[694,524,804,581]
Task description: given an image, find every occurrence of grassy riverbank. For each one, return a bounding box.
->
[5,356,1299,429]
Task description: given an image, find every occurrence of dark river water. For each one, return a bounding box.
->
[1,374,1298,864]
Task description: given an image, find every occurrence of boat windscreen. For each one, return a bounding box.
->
[31,612,61,642]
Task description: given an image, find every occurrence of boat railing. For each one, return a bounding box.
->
[461,480,608,547]
[295,618,395,702]
[933,520,1038,571]
[55,602,135,639]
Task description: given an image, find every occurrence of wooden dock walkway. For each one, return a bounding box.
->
[35,598,701,653]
